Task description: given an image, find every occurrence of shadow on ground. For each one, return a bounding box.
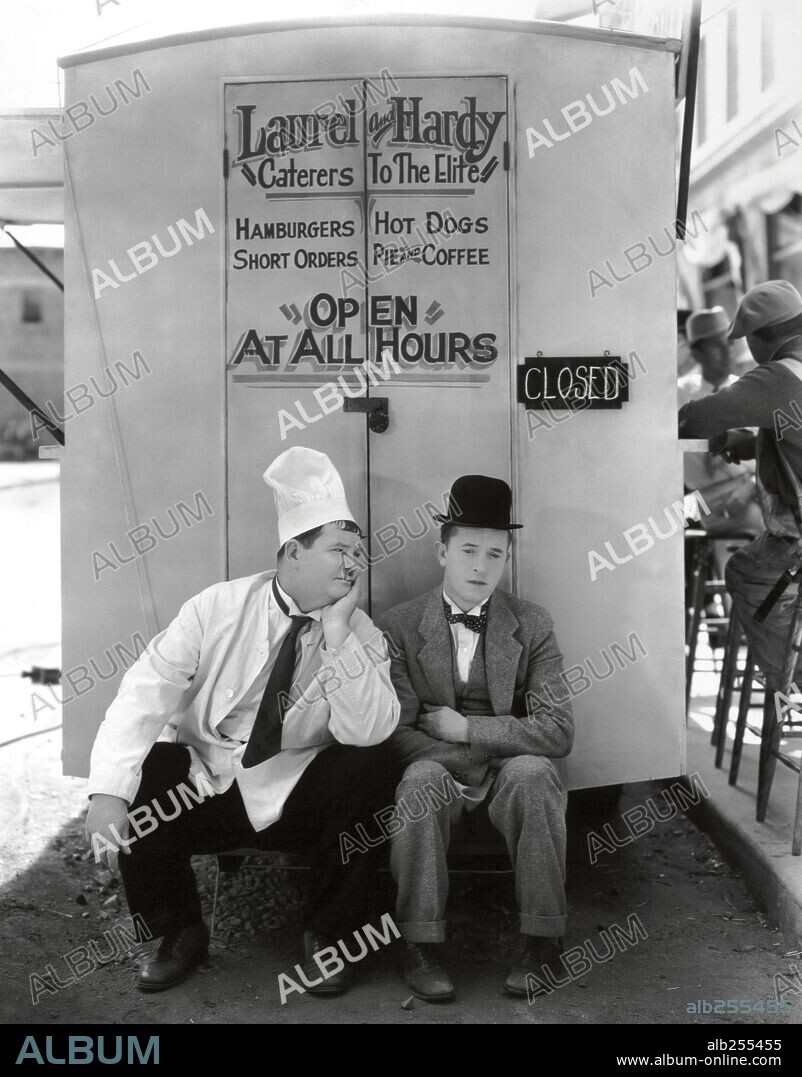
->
[2,762,798,1026]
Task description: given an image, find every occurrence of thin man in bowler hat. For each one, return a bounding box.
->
[376,475,574,1000]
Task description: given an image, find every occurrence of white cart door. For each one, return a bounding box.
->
[360,77,512,614]
[224,80,370,577]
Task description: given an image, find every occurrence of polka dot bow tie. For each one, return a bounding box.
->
[443,601,489,635]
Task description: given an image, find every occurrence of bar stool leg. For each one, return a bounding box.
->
[757,588,802,830]
[782,606,802,852]
[712,609,741,751]
[756,689,782,822]
[726,648,754,780]
[687,540,709,710]
[793,769,802,856]
[785,601,802,853]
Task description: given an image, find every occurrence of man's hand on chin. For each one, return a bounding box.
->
[321,573,361,649]
[419,706,470,744]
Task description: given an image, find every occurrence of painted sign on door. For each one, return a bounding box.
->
[225,76,510,610]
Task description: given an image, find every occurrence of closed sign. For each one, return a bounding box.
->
[517,355,629,410]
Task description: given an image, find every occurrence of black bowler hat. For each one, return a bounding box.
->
[434,475,523,531]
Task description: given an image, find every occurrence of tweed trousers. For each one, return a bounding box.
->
[390,755,568,942]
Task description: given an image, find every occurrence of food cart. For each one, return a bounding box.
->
[56,15,685,789]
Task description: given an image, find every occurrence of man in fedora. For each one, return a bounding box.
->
[678,280,802,688]
[678,307,762,637]
[677,306,738,403]
[85,446,400,996]
[678,305,761,534]
[375,475,574,1001]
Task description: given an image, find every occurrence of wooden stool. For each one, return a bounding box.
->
[686,529,753,713]
[727,586,802,855]
[727,653,762,785]
[710,609,749,759]
[686,530,718,710]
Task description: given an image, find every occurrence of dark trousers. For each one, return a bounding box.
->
[119,741,400,940]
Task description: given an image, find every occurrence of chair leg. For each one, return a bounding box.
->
[210,857,221,942]
[726,649,754,779]
[756,690,782,822]
[712,611,740,751]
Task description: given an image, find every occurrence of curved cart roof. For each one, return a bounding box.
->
[58,13,681,69]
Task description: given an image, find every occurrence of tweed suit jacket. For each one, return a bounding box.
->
[375,586,574,786]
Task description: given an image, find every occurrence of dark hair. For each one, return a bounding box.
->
[440,523,512,546]
[754,313,802,343]
[278,519,361,559]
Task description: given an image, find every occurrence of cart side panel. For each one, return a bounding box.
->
[61,25,683,787]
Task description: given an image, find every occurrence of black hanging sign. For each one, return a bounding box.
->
[517,354,630,410]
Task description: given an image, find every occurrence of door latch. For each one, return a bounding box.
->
[343,396,389,433]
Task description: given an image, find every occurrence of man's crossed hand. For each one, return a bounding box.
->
[419,705,470,744]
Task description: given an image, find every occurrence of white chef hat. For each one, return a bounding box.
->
[263,446,357,546]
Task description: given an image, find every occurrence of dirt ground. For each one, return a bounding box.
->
[1,725,800,1027]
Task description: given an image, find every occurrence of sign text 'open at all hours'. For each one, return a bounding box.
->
[224,77,509,383]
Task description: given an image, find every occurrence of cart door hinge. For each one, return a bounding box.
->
[503,140,510,171]
[223,148,229,178]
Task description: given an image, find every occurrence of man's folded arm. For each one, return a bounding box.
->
[88,596,204,802]
[377,620,485,783]
[323,618,400,746]
[390,725,484,782]
[679,365,793,438]
[465,622,574,763]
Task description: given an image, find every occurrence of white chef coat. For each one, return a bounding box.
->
[88,571,399,831]
[215,577,321,744]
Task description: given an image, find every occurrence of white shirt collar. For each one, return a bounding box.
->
[273,576,322,622]
[443,589,485,619]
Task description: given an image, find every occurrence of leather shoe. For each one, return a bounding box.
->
[401,942,455,1001]
[138,922,208,992]
[504,936,564,997]
[301,931,354,995]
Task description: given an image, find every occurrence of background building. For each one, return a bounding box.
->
[0,245,63,459]
[679,0,802,313]
[0,107,64,460]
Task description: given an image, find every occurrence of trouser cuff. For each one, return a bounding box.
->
[520,913,566,936]
[398,920,447,943]
[138,911,204,941]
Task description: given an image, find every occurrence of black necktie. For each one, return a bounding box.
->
[241,579,312,768]
[443,599,489,635]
